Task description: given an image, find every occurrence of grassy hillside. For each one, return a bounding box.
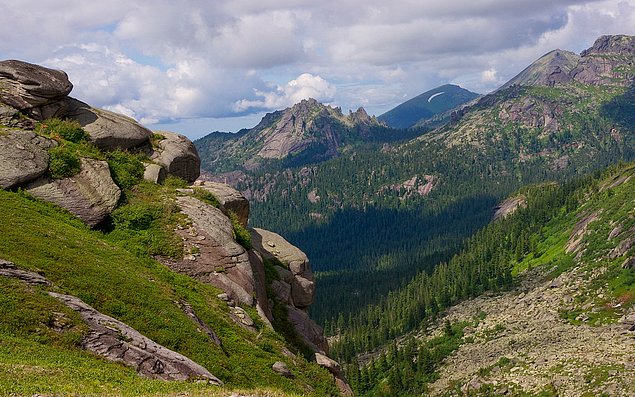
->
[0,186,338,396]
[340,162,635,396]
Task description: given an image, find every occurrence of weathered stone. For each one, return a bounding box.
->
[26,158,121,227]
[494,196,527,220]
[193,181,249,226]
[292,275,315,308]
[0,60,72,110]
[0,259,52,285]
[272,361,294,378]
[0,130,55,189]
[248,249,273,325]
[271,279,292,304]
[315,353,354,396]
[49,292,221,383]
[149,131,200,182]
[62,98,152,151]
[231,307,254,326]
[287,305,328,354]
[143,163,166,184]
[572,35,635,87]
[180,300,222,347]
[623,257,635,270]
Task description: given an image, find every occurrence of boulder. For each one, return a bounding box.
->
[26,158,121,227]
[272,361,294,378]
[149,131,200,182]
[251,227,315,308]
[315,353,354,396]
[0,60,72,111]
[49,292,222,383]
[0,130,55,189]
[143,163,166,184]
[0,259,52,286]
[193,181,249,227]
[62,98,152,151]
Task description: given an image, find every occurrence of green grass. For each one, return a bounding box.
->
[0,189,338,396]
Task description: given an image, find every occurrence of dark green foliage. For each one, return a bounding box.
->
[229,210,252,249]
[106,150,145,190]
[36,118,88,143]
[193,187,221,207]
[48,144,82,178]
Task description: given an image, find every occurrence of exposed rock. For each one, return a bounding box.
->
[0,60,72,111]
[247,249,273,325]
[494,196,527,220]
[251,228,315,308]
[623,257,635,270]
[572,35,635,87]
[143,163,166,184]
[271,279,292,304]
[149,131,200,182]
[272,361,294,378]
[0,130,55,189]
[231,306,254,327]
[193,181,249,227]
[49,292,221,384]
[287,306,329,354]
[0,259,52,285]
[315,353,354,396]
[26,158,121,227]
[609,237,634,259]
[61,98,152,151]
[565,211,600,254]
[498,50,580,90]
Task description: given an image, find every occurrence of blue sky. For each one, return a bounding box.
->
[1,0,634,140]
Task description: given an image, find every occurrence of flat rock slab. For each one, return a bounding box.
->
[0,60,72,110]
[26,158,121,227]
[0,130,55,189]
[49,291,222,383]
[63,98,152,151]
[0,259,52,285]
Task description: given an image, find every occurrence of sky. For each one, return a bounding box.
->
[1,1,634,140]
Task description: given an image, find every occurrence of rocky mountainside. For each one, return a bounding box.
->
[193,34,635,327]
[0,60,349,396]
[195,98,406,173]
[341,161,635,396]
[378,84,480,129]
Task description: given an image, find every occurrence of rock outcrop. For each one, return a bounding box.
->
[572,35,635,87]
[0,259,221,384]
[26,158,121,227]
[193,181,250,227]
[0,129,54,188]
[315,353,354,396]
[148,131,200,182]
[0,60,72,113]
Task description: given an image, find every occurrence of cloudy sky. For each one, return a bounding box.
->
[1,1,634,139]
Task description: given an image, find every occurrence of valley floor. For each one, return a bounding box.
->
[428,267,635,396]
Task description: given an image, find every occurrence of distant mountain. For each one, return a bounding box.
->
[498,49,581,90]
[196,98,407,173]
[378,84,480,129]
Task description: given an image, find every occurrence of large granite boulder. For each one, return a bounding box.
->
[251,227,315,308]
[287,306,329,353]
[0,60,72,111]
[26,158,121,227]
[0,129,55,188]
[192,181,250,227]
[62,98,152,151]
[149,131,200,182]
[315,353,354,396]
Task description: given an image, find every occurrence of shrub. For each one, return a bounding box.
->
[229,210,252,249]
[106,150,145,190]
[48,145,81,178]
[36,118,88,143]
[193,188,220,208]
[110,203,159,231]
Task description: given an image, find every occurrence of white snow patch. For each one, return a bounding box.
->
[428,92,445,102]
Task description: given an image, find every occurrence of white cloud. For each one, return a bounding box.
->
[233,73,336,112]
[0,0,633,136]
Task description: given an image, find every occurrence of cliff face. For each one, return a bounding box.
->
[0,60,348,395]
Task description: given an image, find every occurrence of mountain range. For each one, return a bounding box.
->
[1,34,634,397]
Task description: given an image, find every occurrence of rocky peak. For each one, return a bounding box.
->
[581,34,635,56]
[349,107,372,124]
[498,49,580,89]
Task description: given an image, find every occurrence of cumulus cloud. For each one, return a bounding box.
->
[233,73,336,112]
[0,0,634,135]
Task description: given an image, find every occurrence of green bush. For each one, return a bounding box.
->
[48,145,81,178]
[193,188,220,207]
[229,210,252,249]
[111,203,159,231]
[106,150,145,190]
[36,118,88,143]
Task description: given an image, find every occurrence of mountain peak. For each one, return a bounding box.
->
[499,49,580,90]
[582,34,635,56]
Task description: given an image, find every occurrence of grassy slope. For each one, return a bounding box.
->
[0,189,338,396]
